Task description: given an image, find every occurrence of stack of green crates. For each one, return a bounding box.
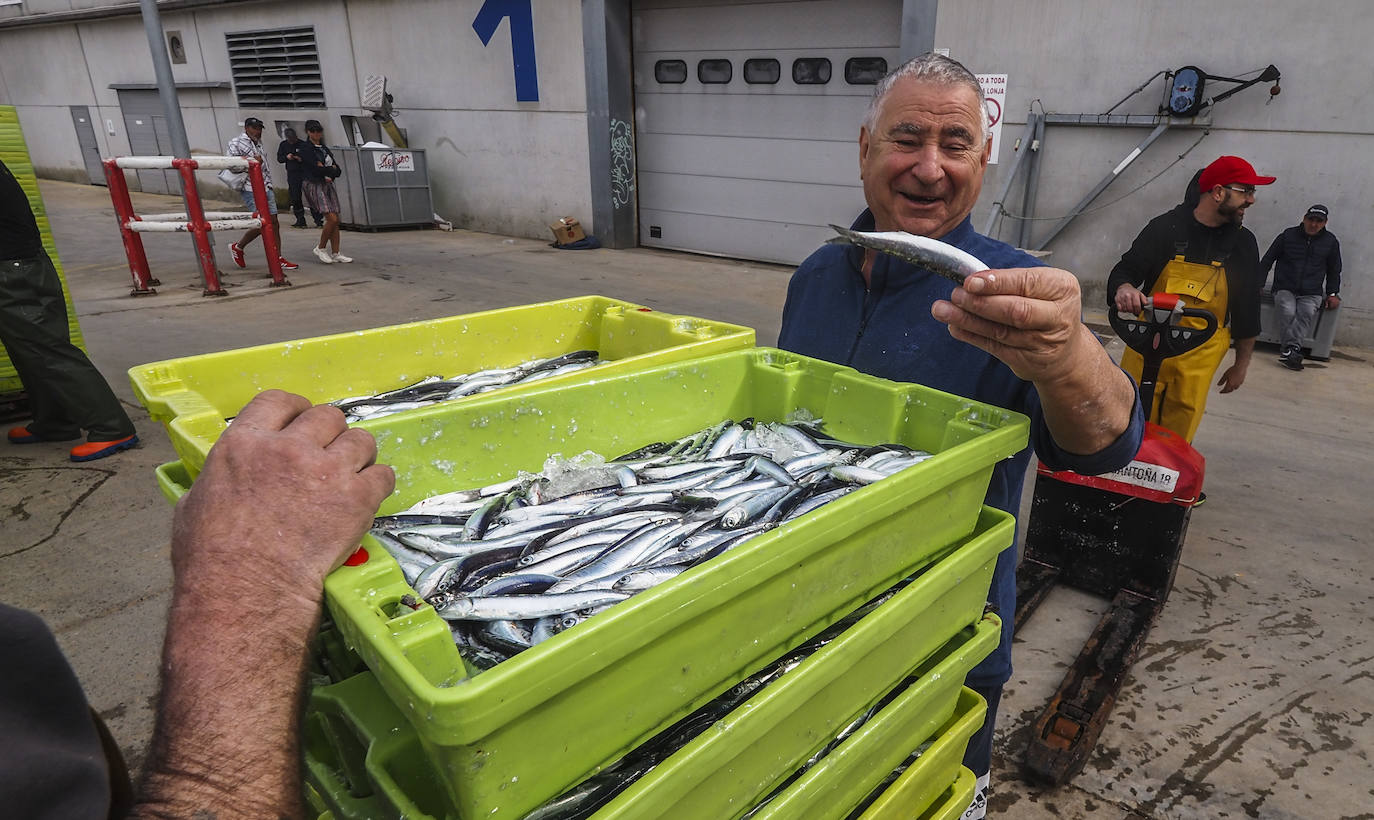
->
[150,344,1027,818]
[0,105,87,398]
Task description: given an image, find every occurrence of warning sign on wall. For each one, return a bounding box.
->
[976,74,1008,165]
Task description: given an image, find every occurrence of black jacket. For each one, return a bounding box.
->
[301,142,340,183]
[0,160,42,260]
[276,138,311,176]
[1260,225,1341,296]
[1107,203,1262,339]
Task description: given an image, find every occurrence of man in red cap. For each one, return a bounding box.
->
[1107,155,1274,469]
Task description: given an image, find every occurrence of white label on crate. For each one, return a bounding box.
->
[372,150,414,172]
[1099,460,1179,493]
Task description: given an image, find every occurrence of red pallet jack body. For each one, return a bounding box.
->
[1015,294,1215,785]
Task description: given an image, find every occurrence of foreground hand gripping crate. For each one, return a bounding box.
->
[302,597,1001,820]
[316,348,1027,818]
[127,295,754,480]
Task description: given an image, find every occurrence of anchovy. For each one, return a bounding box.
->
[436,590,630,621]
[827,224,988,285]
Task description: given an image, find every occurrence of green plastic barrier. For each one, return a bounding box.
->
[128,295,754,480]
[0,104,86,396]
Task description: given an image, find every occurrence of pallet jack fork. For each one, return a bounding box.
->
[1015,294,1216,785]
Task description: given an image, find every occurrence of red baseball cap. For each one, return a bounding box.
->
[1198,155,1276,192]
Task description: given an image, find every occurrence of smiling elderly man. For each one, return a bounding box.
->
[778,53,1144,818]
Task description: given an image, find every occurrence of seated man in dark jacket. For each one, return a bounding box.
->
[1260,204,1342,370]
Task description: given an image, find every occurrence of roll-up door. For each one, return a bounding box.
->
[633,0,900,265]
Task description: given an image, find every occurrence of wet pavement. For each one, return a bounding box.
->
[3,180,1371,818]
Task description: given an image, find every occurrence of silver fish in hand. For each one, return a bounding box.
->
[827,224,988,285]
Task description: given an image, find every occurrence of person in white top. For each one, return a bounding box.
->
[225,117,298,271]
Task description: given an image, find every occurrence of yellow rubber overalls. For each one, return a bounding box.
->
[1121,257,1231,443]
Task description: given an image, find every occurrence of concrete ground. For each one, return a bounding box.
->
[3,180,1371,819]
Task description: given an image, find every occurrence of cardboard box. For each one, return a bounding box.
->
[549,216,586,245]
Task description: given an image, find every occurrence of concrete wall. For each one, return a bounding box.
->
[935,0,1372,348]
[0,0,593,237]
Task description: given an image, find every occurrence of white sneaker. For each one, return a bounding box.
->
[331,252,353,263]
[312,246,334,264]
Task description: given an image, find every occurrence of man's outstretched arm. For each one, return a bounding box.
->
[130,390,394,820]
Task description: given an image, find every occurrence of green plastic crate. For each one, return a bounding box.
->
[152,348,1026,818]
[322,348,1025,818]
[300,591,1000,820]
[902,767,978,820]
[127,295,754,480]
[591,527,1006,819]
[852,696,986,820]
[751,687,987,820]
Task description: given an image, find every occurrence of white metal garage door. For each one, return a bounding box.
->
[633,0,901,266]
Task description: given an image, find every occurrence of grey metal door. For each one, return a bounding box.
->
[117,90,175,194]
[69,106,106,186]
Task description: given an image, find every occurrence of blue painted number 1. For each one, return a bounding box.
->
[473,0,540,102]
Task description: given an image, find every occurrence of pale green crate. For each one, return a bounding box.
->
[155,346,1027,818]
[128,295,755,481]
[854,704,985,820]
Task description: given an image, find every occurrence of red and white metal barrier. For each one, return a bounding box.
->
[102,155,290,296]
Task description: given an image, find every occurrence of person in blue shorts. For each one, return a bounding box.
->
[225,117,298,272]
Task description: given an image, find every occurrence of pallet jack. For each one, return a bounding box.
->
[1014,293,1217,785]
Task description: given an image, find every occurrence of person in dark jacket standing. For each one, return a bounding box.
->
[1108,155,1272,444]
[276,127,323,229]
[0,159,138,461]
[1260,204,1342,370]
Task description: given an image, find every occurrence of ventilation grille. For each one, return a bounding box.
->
[226,26,325,108]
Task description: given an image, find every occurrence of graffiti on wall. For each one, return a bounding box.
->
[610,119,635,209]
[472,0,540,102]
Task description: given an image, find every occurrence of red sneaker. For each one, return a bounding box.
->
[228,242,246,268]
[70,434,139,462]
[279,258,299,271]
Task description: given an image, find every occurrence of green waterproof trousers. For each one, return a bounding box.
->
[0,252,135,442]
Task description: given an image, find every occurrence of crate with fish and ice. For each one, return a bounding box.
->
[150,347,1025,817]
[299,540,1003,820]
[127,295,754,481]
[303,347,1029,818]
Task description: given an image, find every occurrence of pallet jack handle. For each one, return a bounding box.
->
[1108,293,1217,409]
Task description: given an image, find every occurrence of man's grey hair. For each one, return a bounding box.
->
[863,53,991,140]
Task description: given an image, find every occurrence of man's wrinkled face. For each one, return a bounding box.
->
[246,124,264,142]
[1303,215,1326,236]
[858,79,991,239]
